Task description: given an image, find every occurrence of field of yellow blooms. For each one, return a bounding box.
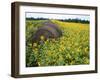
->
[26,19,90,67]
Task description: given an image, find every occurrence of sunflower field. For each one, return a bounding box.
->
[26,19,90,67]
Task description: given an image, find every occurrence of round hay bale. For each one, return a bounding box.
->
[32,20,62,45]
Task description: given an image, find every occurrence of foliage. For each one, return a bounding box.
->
[26,19,90,67]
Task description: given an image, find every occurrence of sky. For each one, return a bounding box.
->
[26,12,90,21]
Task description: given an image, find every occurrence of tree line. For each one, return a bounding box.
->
[26,17,90,24]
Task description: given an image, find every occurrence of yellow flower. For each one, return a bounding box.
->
[77,48,80,52]
[33,43,37,47]
[40,35,45,40]
[59,45,65,52]
[62,47,65,50]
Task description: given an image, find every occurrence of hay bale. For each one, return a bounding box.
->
[32,20,62,45]
[43,20,62,37]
